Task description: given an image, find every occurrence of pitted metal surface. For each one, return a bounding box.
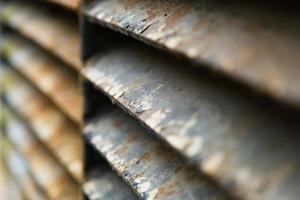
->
[84,44,300,200]
[85,0,300,108]
[0,1,81,70]
[84,166,138,200]
[84,109,229,200]
[2,66,83,183]
[1,36,82,123]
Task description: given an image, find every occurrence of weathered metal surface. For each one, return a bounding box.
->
[84,45,300,200]
[2,66,83,183]
[46,0,81,11]
[84,166,138,200]
[85,0,300,108]
[3,124,80,200]
[2,136,46,200]
[1,35,82,123]
[0,1,81,70]
[84,109,229,200]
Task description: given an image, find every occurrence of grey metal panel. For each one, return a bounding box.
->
[83,44,300,200]
[84,166,138,200]
[84,109,229,200]
[85,0,300,108]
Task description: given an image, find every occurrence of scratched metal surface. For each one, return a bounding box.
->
[84,45,300,200]
[3,124,80,200]
[2,135,46,200]
[46,0,81,10]
[85,0,300,108]
[84,109,229,200]
[1,35,82,123]
[2,66,83,183]
[0,1,81,70]
[84,166,139,200]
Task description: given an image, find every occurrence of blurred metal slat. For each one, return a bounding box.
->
[2,66,83,183]
[83,44,300,200]
[5,113,79,199]
[45,0,82,11]
[1,35,82,123]
[0,1,82,70]
[85,0,300,108]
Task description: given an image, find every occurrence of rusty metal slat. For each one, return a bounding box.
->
[85,0,300,108]
[2,121,80,200]
[84,166,139,200]
[84,109,229,200]
[1,136,47,200]
[45,0,81,11]
[2,66,83,183]
[0,1,82,70]
[1,35,82,123]
[83,45,300,200]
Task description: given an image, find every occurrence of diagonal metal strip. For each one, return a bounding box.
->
[84,166,139,200]
[45,0,82,11]
[1,35,82,123]
[84,109,230,200]
[83,45,300,200]
[2,121,80,200]
[2,65,83,183]
[84,0,300,108]
[0,1,82,70]
[1,135,47,200]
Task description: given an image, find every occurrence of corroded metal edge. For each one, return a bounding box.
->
[83,45,300,200]
[1,65,83,183]
[84,0,300,108]
[84,109,229,200]
[83,165,138,200]
[1,35,82,123]
[0,1,82,70]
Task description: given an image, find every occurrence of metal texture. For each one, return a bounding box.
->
[84,44,300,200]
[2,66,83,183]
[2,135,46,200]
[1,111,79,199]
[46,0,81,11]
[84,109,229,200]
[0,1,82,70]
[84,165,138,200]
[85,0,300,108]
[1,35,82,123]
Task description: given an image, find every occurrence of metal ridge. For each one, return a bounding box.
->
[83,44,300,200]
[84,109,229,200]
[84,165,139,200]
[1,35,82,123]
[0,1,82,70]
[2,66,83,183]
[84,0,300,108]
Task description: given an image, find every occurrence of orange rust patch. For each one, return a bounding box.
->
[155,144,176,162]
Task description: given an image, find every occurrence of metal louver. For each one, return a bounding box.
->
[1,0,300,200]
